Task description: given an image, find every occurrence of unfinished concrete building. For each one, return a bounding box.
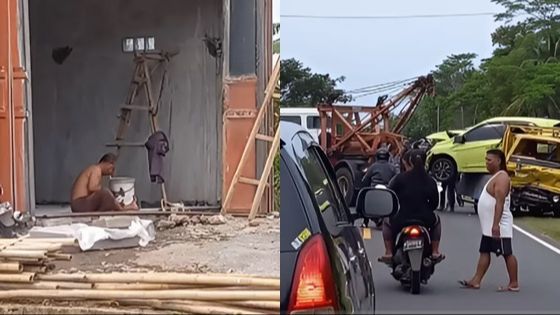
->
[0,0,276,216]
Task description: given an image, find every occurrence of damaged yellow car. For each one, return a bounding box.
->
[504,125,560,217]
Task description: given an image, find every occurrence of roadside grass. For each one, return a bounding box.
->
[515,216,560,243]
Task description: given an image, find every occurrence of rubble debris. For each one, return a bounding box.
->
[271,211,280,218]
[168,214,189,226]
[156,220,176,230]
[207,215,227,225]
[199,216,210,225]
[190,216,201,225]
[248,219,264,227]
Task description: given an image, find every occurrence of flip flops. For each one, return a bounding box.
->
[431,254,446,263]
[497,285,520,292]
[458,280,480,289]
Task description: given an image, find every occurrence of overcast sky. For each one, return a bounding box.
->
[281,0,504,104]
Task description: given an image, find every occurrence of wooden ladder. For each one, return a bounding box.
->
[106,51,177,206]
[222,60,280,220]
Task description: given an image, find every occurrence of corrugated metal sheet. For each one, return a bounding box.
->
[30,0,223,205]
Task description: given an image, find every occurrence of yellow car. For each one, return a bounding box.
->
[504,125,560,216]
[426,117,560,183]
[425,130,464,146]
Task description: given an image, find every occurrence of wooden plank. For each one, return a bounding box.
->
[249,127,280,220]
[255,134,274,142]
[239,177,260,186]
[222,60,280,214]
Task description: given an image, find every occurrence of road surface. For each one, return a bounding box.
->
[363,206,560,314]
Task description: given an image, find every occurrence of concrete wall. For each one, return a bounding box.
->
[29,0,224,205]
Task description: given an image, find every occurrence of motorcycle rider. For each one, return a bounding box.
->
[379,149,445,263]
[361,148,397,227]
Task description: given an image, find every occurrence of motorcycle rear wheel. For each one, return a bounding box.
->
[411,271,421,294]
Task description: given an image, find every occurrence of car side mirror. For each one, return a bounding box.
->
[356,187,399,219]
[453,135,465,144]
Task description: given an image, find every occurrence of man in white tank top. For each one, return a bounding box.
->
[459,149,519,292]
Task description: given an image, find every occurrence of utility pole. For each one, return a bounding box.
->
[461,106,465,129]
[437,103,440,132]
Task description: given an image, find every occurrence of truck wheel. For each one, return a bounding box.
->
[430,157,457,183]
[336,167,355,206]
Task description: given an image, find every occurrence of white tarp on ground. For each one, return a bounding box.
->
[29,217,155,251]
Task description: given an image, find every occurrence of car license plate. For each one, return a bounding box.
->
[404,239,423,250]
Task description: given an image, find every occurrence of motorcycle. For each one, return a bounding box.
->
[380,220,442,294]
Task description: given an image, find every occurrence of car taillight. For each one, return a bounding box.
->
[288,235,337,314]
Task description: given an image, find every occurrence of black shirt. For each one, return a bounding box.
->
[388,168,439,228]
[361,160,397,187]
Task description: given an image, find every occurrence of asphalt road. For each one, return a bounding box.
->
[362,206,560,314]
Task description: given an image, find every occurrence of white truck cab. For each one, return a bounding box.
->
[280,107,321,142]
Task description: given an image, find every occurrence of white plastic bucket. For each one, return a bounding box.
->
[109,177,135,206]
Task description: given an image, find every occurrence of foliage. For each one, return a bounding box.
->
[404,1,560,139]
[280,58,352,107]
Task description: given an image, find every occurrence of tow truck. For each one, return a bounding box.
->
[317,75,435,205]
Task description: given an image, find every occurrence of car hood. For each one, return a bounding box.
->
[428,138,454,154]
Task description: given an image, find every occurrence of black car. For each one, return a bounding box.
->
[280,122,398,314]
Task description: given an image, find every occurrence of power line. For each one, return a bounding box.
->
[347,77,418,94]
[281,12,497,20]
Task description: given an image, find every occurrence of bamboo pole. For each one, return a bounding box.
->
[93,283,200,290]
[0,282,59,290]
[36,273,86,281]
[22,265,46,274]
[222,301,280,310]
[118,299,266,315]
[55,282,95,289]
[92,283,275,291]
[37,273,280,288]
[0,250,47,259]
[5,258,46,265]
[47,253,72,261]
[0,235,30,251]
[205,272,277,279]
[0,272,35,283]
[11,243,63,252]
[0,289,280,301]
[0,262,22,273]
[0,238,77,246]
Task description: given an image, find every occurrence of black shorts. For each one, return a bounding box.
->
[479,235,513,256]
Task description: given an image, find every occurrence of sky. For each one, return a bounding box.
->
[274,0,280,23]
[281,0,504,105]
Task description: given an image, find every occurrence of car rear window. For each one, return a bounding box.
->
[280,153,312,252]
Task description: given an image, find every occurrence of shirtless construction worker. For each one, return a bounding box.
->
[70,153,138,212]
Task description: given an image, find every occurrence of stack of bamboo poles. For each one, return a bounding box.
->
[0,237,77,286]
[0,271,280,314]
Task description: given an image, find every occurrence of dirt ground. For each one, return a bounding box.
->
[54,215,280,277]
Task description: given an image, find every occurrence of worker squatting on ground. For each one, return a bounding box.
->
[70,153,138,212]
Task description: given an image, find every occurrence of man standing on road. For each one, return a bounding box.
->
[459,149,519,292]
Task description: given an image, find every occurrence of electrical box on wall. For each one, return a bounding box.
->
[122,36,156,53]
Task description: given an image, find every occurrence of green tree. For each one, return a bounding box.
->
[280,58,352,107]
[273,23,280,54]
[492,0,560,31]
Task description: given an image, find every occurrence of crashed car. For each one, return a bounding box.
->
[504,125,560,217]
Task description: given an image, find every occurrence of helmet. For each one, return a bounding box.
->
[375,149,390,161]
